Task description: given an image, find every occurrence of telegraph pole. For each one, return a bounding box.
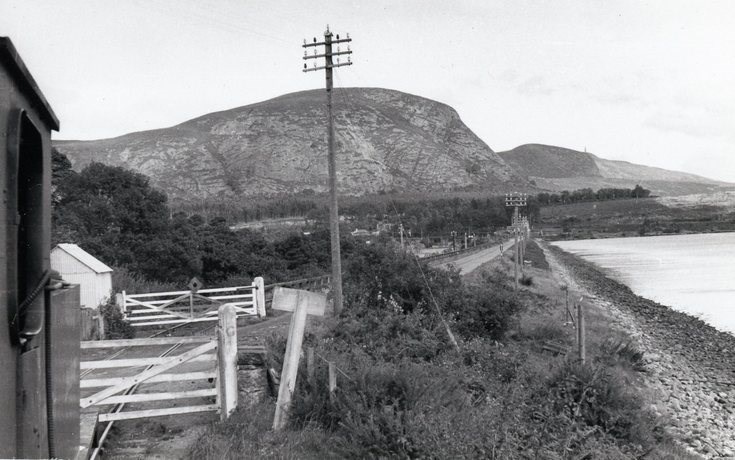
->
[505,192,528,290]
[303,26,352,314]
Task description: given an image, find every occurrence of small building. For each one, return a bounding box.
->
[51,243,113,309]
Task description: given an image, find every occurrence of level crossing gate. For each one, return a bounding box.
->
[79,305,246,423]
[121,277,266,327]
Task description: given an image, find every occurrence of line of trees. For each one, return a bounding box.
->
[51,149,340,286]
[535,185,651,206]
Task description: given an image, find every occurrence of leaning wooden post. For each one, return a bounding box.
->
[577,303,586,365]
[254,277,266,318]
[217,304,238,420]
[273,291,308,430]
[328,362,337,404]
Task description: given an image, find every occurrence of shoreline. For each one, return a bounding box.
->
[544,243,735,458]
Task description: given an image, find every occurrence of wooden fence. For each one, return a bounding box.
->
[79,304,239,422]
[121,277,266,327]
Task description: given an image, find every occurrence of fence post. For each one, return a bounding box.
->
[577,303,586,365]
[307,347,315,386]
[121,290,127,315]
[513,230,519,290]
[254,277,266,318]
[218,304,238,420]
[273,291,308,430]
[328,362,337,404]
[96,310,105,340]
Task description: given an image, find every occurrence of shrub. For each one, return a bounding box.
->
[455,283,523,340]
[546,361,659,447]
[99,298,134,339]
[520,274,534,286]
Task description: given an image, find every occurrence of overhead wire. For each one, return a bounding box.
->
[331,73,461,352]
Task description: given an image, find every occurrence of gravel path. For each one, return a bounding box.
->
[542,242,735,459]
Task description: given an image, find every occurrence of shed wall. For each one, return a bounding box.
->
[58,272,110,309]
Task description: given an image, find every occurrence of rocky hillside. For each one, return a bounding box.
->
[498,144,731,196]
[55,88,526,202]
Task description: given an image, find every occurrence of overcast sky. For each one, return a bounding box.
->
[2,0,734,182]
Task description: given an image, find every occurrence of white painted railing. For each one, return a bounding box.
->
[121,277,266,327]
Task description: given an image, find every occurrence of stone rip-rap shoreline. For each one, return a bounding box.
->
[544,244,735,459]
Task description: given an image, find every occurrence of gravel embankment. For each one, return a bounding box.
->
[544,244,735,459]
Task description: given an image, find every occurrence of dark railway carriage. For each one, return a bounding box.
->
[1,37,81,459]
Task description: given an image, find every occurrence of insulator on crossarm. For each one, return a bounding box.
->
[346,33,350,39]
[348,55,351,63]
[336,34,340,40]
[304,50,307,57]
[313,37,317,43]
[337,57,340,64]
[303,63,307,69]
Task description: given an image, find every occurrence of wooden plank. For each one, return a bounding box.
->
[125,296,191,319]
[95,388,217,405]
[81,340,217,408]
[131,310,255,327]
[80,370,217,389]
[98,404,219,422]
[81,353,215,370]
[81,336,213,349]
[208,293,254,301]
[272,287,327,316]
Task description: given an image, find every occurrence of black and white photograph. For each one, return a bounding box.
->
[1,1,734,458]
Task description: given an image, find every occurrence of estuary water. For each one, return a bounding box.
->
[552,232,735,335]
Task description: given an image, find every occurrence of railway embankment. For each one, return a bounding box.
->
[545,244,735,458]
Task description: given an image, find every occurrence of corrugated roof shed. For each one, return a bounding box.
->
[55,243,113,274]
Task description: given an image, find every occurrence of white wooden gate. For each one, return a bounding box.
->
[121,277,266,327]
[80,305,243,422]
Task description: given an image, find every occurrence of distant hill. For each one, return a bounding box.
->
[55,88,527,203]
[498,144,731,196]
[55,90,731,202]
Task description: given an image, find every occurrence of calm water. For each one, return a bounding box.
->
[552,233,735,334]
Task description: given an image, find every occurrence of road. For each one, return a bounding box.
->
[429,239,514,274]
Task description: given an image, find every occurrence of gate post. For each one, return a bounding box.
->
[217,304,238,420]
[254,277,266,318]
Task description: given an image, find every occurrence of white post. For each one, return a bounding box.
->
[217,304,238,420]
[120,290,127,315]
[254,277,266,318]
[273,291,308,430]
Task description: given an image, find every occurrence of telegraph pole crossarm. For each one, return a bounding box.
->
[301,26,353,315]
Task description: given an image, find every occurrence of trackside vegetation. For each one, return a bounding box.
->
[189,240,695,459]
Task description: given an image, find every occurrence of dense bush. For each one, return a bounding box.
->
[99,298,134,339]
